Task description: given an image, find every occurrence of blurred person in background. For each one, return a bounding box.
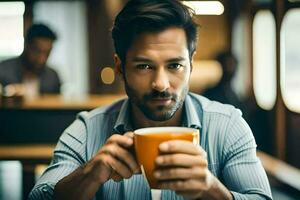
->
[202,51,242,110]
[203,52,273,153]
[0,23,61,97]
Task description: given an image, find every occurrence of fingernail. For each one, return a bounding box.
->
[159,143,168,151]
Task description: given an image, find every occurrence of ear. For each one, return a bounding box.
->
[114,54,123,77]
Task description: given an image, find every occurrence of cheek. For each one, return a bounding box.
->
[126,73,152,92]
[170,71,190,90]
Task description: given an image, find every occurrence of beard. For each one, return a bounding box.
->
[124,79,188,121]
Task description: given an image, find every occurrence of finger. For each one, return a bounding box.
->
[159,140,206,156]
[155,154,208,167]
[101,144,139,173]
[154,167,207,180]
[158,179,209,191]
[111,171,123,182]
[102,154,133,179]
[124,131,134,139]
[107,134,133,148]
[124,132,136,159]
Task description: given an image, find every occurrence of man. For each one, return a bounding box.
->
[0,24,61,96]
[29,0,272,199]
[203,51,242,110]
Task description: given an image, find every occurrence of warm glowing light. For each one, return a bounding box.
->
[182,1,224,15]
[101,67,115,85]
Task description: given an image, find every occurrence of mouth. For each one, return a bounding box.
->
[149,98,172,106]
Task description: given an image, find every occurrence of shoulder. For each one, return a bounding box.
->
[0,57,21,84]
[43,66,59,77]
[189,93,245,137]
[189,92,241,118]
[0,57,20,71]
[60,98,126,148]
[189,93,255,164]
[189,93,249,143]
[76,98,126,126]
[75,98,126,158]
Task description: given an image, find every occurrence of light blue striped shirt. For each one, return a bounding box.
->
[29,93,272,200]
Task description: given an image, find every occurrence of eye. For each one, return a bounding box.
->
[168,63,183,70]
[136,64,152,70]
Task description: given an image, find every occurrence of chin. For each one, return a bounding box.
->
[143,108,176,122]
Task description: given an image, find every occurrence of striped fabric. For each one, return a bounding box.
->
[29,93,272,200]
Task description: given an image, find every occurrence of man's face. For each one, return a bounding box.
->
[120,27,192,121]
[25,38,53,70]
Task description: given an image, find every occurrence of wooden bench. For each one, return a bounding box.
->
[257,151,300,191]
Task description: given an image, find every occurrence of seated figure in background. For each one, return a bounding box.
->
[202,51,242,110]
[0,23,61,97]
[203,52,273,153]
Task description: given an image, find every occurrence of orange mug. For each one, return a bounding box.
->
[134,127,200,189]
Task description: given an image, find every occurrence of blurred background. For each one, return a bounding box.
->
[0,0,300,199]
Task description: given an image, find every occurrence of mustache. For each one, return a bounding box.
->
[143,90,177,100]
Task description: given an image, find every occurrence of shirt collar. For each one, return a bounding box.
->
[182,94,202,129]
[113,98,133,133]
[113,93,202,133]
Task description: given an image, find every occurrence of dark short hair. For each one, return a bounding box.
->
[25,23,57,43]
[112,0,198,65]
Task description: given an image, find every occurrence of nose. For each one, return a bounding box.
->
[152,68,170,92]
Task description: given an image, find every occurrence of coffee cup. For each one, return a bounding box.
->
[134,126,199,189]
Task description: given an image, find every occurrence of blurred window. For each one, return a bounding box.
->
[281,8,300,113]
[232,14,250,99]
[253,10,277,110]
[0,2,24,61]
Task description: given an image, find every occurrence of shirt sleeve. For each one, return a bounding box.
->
[221,110,273,200]
[28,119,87,200]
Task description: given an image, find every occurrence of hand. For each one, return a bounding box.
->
[85,132,140,185]
[154,140,214,199]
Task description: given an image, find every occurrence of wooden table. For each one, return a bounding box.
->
[20,94,125,110]
[0,144,55,160]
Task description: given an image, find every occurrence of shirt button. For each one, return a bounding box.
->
[42,187,48,192]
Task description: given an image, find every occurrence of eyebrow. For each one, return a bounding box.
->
[132,56,187,63]
[166,57,187,63]
[132,57,153,63]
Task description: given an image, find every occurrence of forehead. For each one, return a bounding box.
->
[29,38,53,49]
[126,27,189,60]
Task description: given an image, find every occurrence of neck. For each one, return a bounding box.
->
[131,103,183,129]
